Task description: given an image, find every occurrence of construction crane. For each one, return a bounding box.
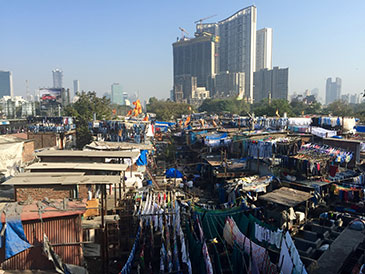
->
[178,27,189,40]
[194,14,217,25]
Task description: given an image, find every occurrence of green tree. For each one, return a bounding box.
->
[290,98,322,116]
[251,99,294,117]
[199,98,250,115]
[146,98,193,120]
[63,91,112,149]
[326,100,353,117]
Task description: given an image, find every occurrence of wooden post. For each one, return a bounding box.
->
[305,199,309,222]
[122,171,126,194]
[101,184,105,274]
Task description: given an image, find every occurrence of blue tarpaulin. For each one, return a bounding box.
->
[165,168,183,178]
[5,220,31,259]
[205,133,228,140]
[155,121,176,132]
[356,125,365,133]
[190,130,208,144]
[136,150,148,166]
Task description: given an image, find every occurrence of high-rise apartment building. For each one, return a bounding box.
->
[253,67,288,102]
[0,71,14,98]
[52,69,63,88]
[172,35,216,101]
[196,6,257,102]
[73,80,80,95]
[256,28,273,71]
[111,83,123,105]
[326,77,341,105]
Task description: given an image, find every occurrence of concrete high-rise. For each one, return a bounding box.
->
[73,80,80,95]
[52,69,63,88]
[111,83,123,105]
[172,35,216,101]
[326,77,341,105]
[0,71,13,98]
[256,28,272,71]
[196,6,257,102]
[253,67,288,102]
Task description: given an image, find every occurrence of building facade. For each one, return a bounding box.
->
[196,6,257,102]
[52,69,63,88]
[111,83,123,105]
[0,71,14,98]
[215,72,245,98]
[326,77,341,105]
[256,28,273,71]
[172,35,215,101]
[253,67,288,102]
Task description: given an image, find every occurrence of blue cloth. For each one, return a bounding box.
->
[136,150,148,166]
[5,220,31,259]
[120,226,141,274]
[165,168,183,178]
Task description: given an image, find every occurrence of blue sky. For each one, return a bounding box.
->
[1,0,365,102]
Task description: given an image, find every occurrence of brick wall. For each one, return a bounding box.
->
[22,141,35,163]
[15,185,88,202]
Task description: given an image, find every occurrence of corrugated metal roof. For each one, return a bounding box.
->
[3,175,121,185]
[86,141,153,150]
[15,172,85,177]
[36,150,139,158]
[25,162,128,171]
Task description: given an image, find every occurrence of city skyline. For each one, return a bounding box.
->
[1,0,365,102]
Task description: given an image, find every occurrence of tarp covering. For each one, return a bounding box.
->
[190,130,207,144]
[5,220,31,259]
[136,150,148,166]
[0,142,23,177]
[155,121,176,132]
[356,125,365,133]
[205,133,228,141]
[165,168,183,178]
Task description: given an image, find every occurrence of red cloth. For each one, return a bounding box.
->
[329,165,339,177]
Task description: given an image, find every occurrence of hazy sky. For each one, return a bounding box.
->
[1,0,365,102]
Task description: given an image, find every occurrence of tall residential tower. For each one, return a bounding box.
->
[196,6,257,102]
[73,80,80,95]
[52,69,63,88]
[256,28,273,71]
[0,71,14,98]
[326,77,341,105]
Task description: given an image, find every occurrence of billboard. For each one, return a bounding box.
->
[39,88,62,106]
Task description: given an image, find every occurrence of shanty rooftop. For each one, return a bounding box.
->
[36,150,140,158]
[259,187,313,207]
[85,141,153,151]
[3,174,121,185]
[25,162,129,172]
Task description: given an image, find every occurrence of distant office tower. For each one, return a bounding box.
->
[311,88,319,98]
[326,77,341,105]
[350,94,359,104]
[341,94,350,103]
[52,69,63,88]
[0,71,14,98]
[256,28,273,71]
[73,80,80,95]
[122,92,128,105]
[253,67,289,102]
[196,6,257,102]
[111,83,123,105]
[172,35,216,101]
